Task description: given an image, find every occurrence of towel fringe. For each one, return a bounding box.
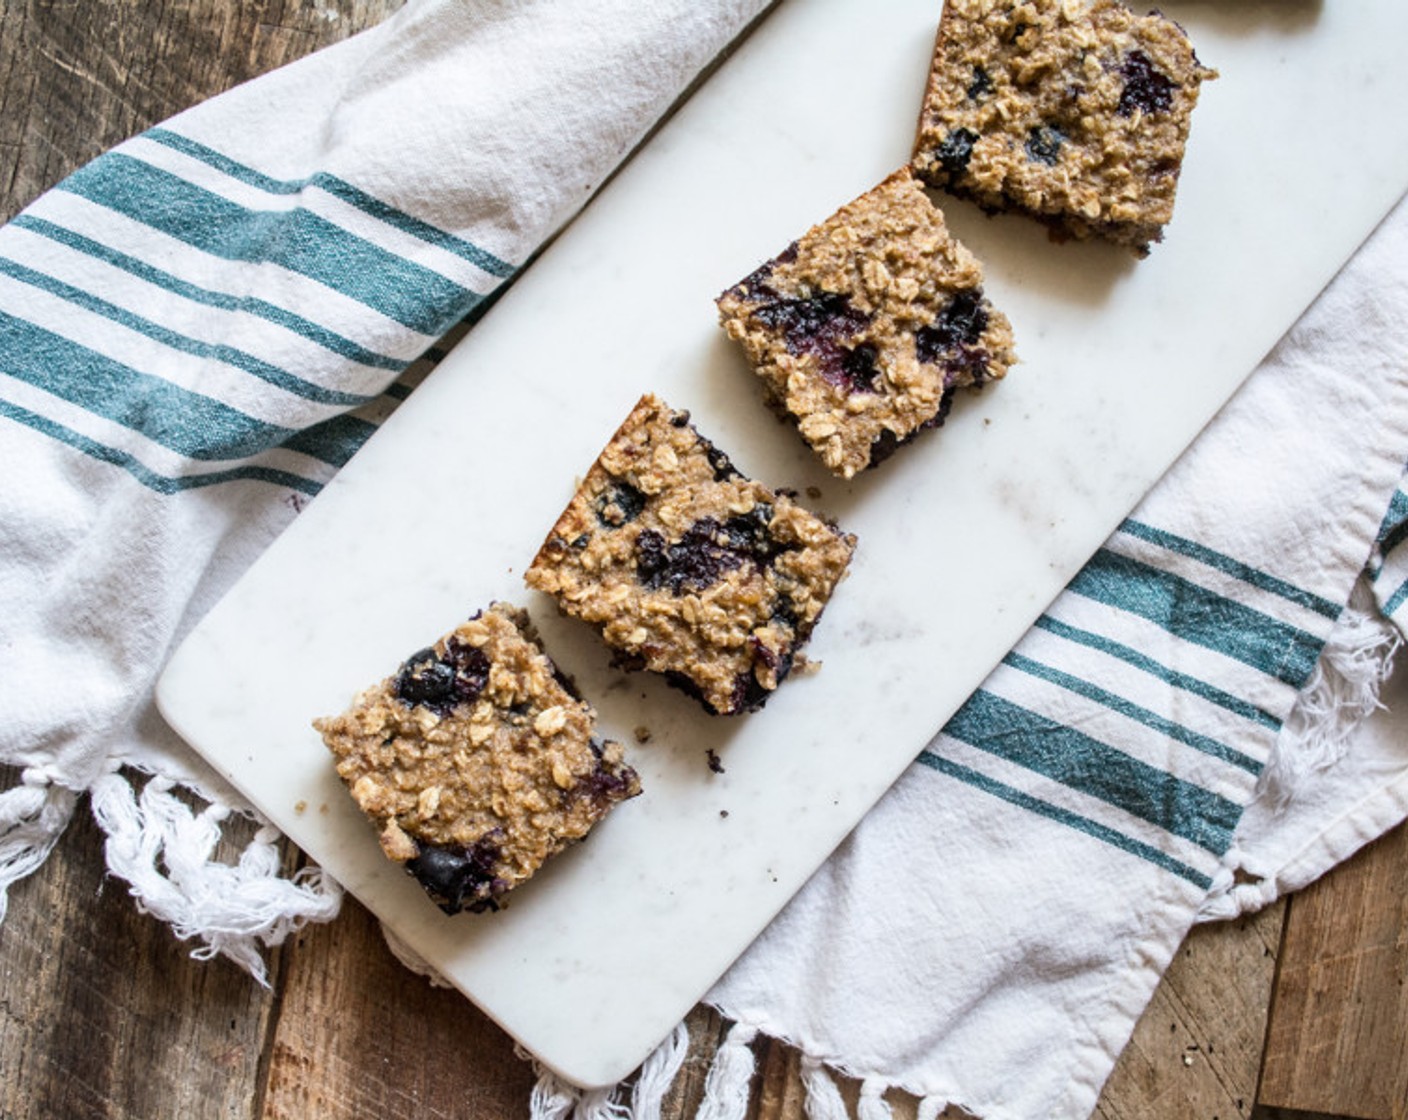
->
[857,1078,893,1120]
[800,1055,850,1120]
[576,1086,631,1119]
[87,769,341,983]
[1260,590,1400,806]
[527,1061,580,1120]
[0,775,78,923]
[631,1021,690,1120]
[696,1021,758,1120]
[915,1095,949,1120]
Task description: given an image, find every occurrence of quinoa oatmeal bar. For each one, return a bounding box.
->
[716,168,1015,480]
[913,0,1216,255]
[525,394,856,715]
[314,603,640,913]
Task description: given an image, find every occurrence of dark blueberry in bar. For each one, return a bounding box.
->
[701,438,742,482]
[915,288,989,364]
[752,291,870,360]
[730,668,776,714]
[839,342,881,394]
[571,746,640,808]
[967,65,994,100]
[636,519,744,595]
[405,832,505,914]
[867,428,908,470]
[637,506,788,596]
[595,481,647,527]
[1117,50,1175,117]
[1025,124,1065,166]
[933,127,978,178]
[394,640,491,714]
[721,502,778,561]
[770,593,799,631]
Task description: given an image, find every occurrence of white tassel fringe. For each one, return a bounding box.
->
[697,1022,758,1120]
[632,1021,690,1120]
[800,1055,850,1120]
[858,1078,892,1120]
[88,769,342,983]
[0,774,78,923]
[1260,594,1400,806]
[527,1061,580,1120]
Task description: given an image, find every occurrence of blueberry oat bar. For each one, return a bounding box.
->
[313,603,641,913]
[913,0,1216,255]
[525,394,856,715]
[716,168,1015,480]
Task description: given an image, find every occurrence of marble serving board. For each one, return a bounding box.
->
[157,0,1408,1091]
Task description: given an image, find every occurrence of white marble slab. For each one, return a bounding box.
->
[157,0,1408,1090]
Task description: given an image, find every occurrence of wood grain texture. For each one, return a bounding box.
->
[0,0,402,222]
[1258,822,1408,1120]
[0,792,277,1120]
[259,890,535,1120]
[2,2,1408,1119]
[1096,905,1285,1120]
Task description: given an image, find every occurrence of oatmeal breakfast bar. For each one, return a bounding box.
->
[525,394,856,716]
[716,168,1015,480]
[314,603,641,914]
[912,0,1216,255]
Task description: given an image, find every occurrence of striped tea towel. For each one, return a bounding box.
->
[3,4,1408,1120]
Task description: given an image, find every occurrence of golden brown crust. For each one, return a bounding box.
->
[913,0,1216,254]
[314,603,639,913]
[716,169,1015,479]
[525,394,856,715]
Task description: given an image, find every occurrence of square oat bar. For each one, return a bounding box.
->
[525,394,856,715]
[314,603,640,913]
[716,168,1015,480]
[913,0,1216,255]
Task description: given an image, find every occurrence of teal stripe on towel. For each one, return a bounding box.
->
[1032,615,1281,731]
[59,153,479,335]
[146,129,515,279]
[917,752,1213,889]
[1002,651,1262,774]
[0,397,322,496]
[1070,548,1325,689]
[1377,487,1408,556]
[944,690,1241,855]
[0,255,374,407]
[12,215,405,371]
[0,310,373,466]
[1120,518,1342,620]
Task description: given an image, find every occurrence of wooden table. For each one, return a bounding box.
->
[2,4,1404,1117]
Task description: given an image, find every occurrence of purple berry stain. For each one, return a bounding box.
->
[1118,50,1174,117]
[751,291,875,393]
[636,504,786,596]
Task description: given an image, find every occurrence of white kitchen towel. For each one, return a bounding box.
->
[3,4,1408,1120]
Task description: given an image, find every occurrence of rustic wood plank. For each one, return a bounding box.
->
[257,889,536,1120]
[0,783,278,1120]
[1257,822,1408,1120]
[1096,903,1286,1120]
[0,0,402,223]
